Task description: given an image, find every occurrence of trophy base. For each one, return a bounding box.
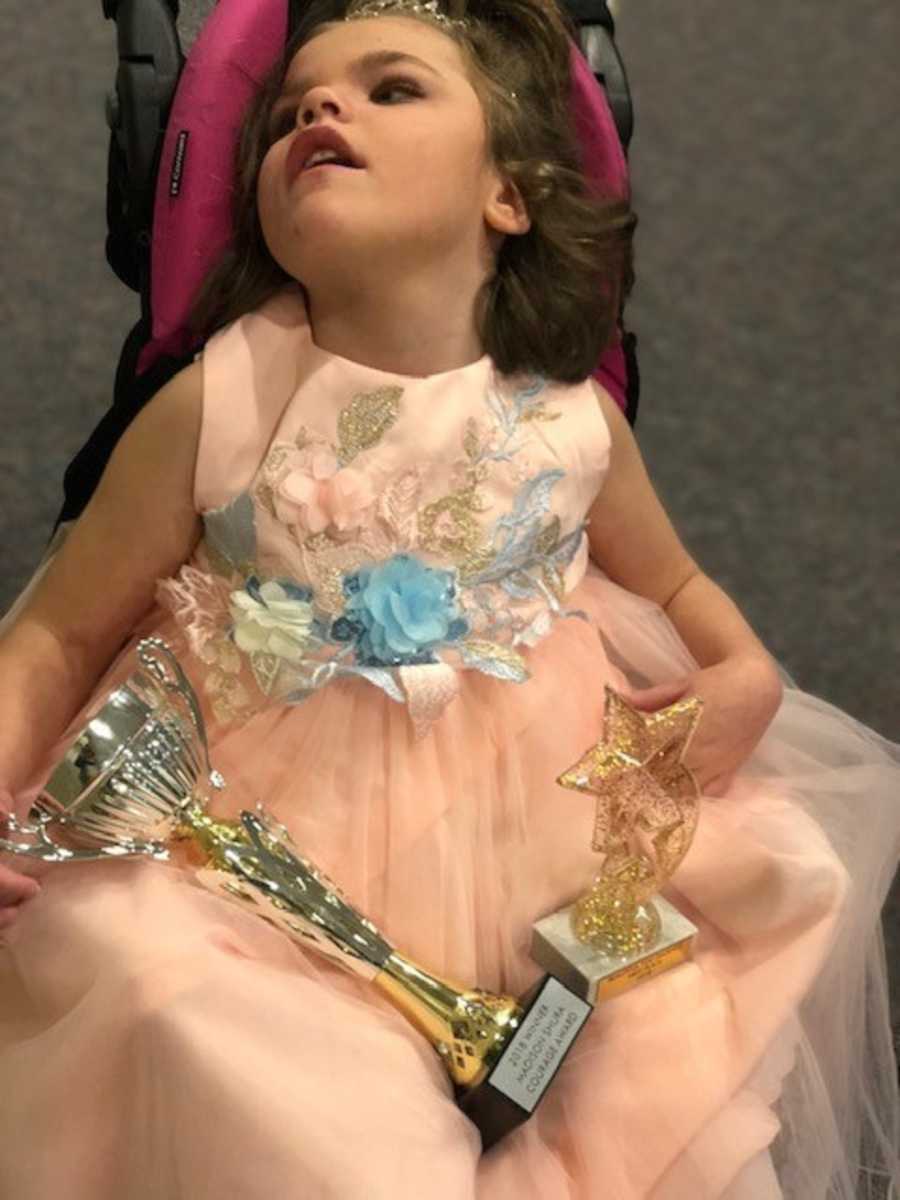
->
[530,894,697,1005]
[457,975,592,1152]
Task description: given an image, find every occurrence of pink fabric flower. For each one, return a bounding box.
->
[273,449,374,535]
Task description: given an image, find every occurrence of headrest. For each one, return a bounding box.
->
[138,0,630,408]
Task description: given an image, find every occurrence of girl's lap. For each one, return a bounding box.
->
[0,857,482,1198]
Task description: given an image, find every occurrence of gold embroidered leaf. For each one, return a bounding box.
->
[304,531,333,553]
[262,444,292,478]
[300,531,367,616]
[419,492,492,578]
[521,404,561,422]
[318,566,347,617]
[463,417,481,461]
[336,385,402,464]
[458,549,494,582]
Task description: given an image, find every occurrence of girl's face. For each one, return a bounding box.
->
[257,17,526,287]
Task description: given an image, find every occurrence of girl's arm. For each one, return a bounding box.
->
[0,360,205,797]
[586,381,778,675]
[586,383,783,794]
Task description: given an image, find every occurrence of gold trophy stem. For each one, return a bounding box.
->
[174,800,248,863]
[376,954,522,1090]
[173,801,523,1092]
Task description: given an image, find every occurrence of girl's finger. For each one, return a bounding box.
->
[0,871,41,905]
[0,906,20,932]
[626,679,691,711]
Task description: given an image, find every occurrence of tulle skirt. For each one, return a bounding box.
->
[1,565,898,1198]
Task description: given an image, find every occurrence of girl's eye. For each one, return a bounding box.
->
[269,74,423,140]
[372,74,424,103]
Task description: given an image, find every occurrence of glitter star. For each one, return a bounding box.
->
[557,685,704,884]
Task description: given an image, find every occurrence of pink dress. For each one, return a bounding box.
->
[1,284,898,1199]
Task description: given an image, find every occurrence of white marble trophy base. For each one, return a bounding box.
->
[531,894,698,1005]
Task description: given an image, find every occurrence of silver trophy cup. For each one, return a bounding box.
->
[1,638,545,1140]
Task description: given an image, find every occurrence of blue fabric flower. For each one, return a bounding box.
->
[343,555,468,667]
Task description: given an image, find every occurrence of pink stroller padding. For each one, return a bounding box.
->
[138,0,288,377]
[139,0,631,409]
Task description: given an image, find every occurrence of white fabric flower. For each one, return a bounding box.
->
[229,581,314,664]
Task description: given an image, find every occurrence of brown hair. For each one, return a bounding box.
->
[187,0,637,385]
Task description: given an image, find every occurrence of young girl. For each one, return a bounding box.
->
[1,0,898,1196]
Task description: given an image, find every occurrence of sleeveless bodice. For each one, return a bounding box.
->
[158,283,612,732]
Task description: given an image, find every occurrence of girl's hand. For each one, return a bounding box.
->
[624,655,784,798]
[0,861,41,932]
[0,788,42,932]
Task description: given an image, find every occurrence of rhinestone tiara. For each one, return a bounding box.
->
[344,0,470,34]
[342,0,519,101]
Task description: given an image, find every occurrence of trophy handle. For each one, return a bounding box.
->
[137,638,225,793]
[0,810,171,864]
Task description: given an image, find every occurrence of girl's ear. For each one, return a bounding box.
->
[485,175,531,237]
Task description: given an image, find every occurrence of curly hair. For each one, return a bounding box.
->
[187,0,637,385]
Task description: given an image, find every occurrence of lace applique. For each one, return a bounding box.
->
[418,418,493,578]
[162,374,586,730]
[252,386,402,547]
[156,561,253,724]
[413,376,580,674]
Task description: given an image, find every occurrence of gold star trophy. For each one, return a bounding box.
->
[531,685,704,1004]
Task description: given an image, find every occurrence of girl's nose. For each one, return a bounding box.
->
[303,89,345,127]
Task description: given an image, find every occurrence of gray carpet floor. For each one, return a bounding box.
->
[1,0,898,1167]
[610,0,900,1062]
